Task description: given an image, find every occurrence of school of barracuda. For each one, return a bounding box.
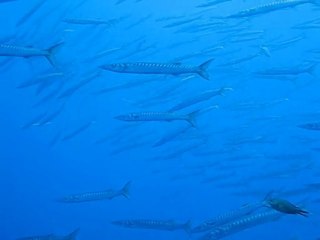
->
[2,0,320,239]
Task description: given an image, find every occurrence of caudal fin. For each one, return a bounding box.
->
[64,228,80,240]
[259,46,271,57]
[121,181,131,199]
[46,42,64,67]
[298,209,309,217]
[262,190,275,207]
[183,220,192,234]
[197,59,214,80]
[306,63,318,76]
[186,110,200,128]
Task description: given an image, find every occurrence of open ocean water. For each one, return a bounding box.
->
[1,0,320,239]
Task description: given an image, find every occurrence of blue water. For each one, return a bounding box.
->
[1,0,320,239]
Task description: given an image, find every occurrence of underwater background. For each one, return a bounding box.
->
[1,0,320,239]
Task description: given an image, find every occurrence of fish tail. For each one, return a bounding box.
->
[183,220,192,234]
[64,228,80,240]
[219,87,233,96]
[121,181,131,199]
[298,209,309,217]
[197,59,214,80]
[307,63,317,76]
[262,190,275,206]
[46,42,64,67]
[259,46,271,57]
[186,110,200,128]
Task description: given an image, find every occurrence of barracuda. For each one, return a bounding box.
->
[0,42,63,66]
[100,59,214,80]
[191,202,263,233]
[201,210,283,240]
[17,229,79,240]
[58,181,131,203]
[111,219,191,232]
[226,0,320,18]
[114,111,199,127]
[169,88,231,112]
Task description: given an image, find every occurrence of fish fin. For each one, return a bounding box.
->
[262,190,275,206]
[197,59,214,80]
[259,46,271,57]
[307,63,318,76]
[121,181,131,199]
[184,220,192,234]
[65,228,80,240]
[187,110,200,128]
[219,87,233,96]
[298,210,309,217]
[46,42,64,67]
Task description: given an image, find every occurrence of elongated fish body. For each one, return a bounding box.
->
[197,0,231,8]
[58,182,130,203]
[17,235,55,240]
[298,122,320,130]
[192,203,262,233]
[0,44,48,57]
[62,122,93,141]
[0,42,63,66]
[115,111,198,127]
[17,229,79,240]
[101,59,213,80]
[153,125,191,147]
[63,18,113,25]
[169,88,231,112]
[227,0,318,18]
[255,64,316,76]
[201,210,282,240]
[112,219,191,232]
[0,0,17,2]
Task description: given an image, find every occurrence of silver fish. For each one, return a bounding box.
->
[255,63,317,76]
[100,59,214,80]
[201,210,282,240]
[298,122,320,130]
[0,42,63,66]
[197,0,231,8]
[169,88,231,112]
[63,18,117,26]
[0,0,17,3]
[191,203,263,233]
[115,111,199,127]
[17,229,79,240]
[225,0,320,18]
[57,182,131,203]
[111,219,191,232]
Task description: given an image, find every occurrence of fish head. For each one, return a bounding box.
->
[100,63,127,72]
[114,113,140,121]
